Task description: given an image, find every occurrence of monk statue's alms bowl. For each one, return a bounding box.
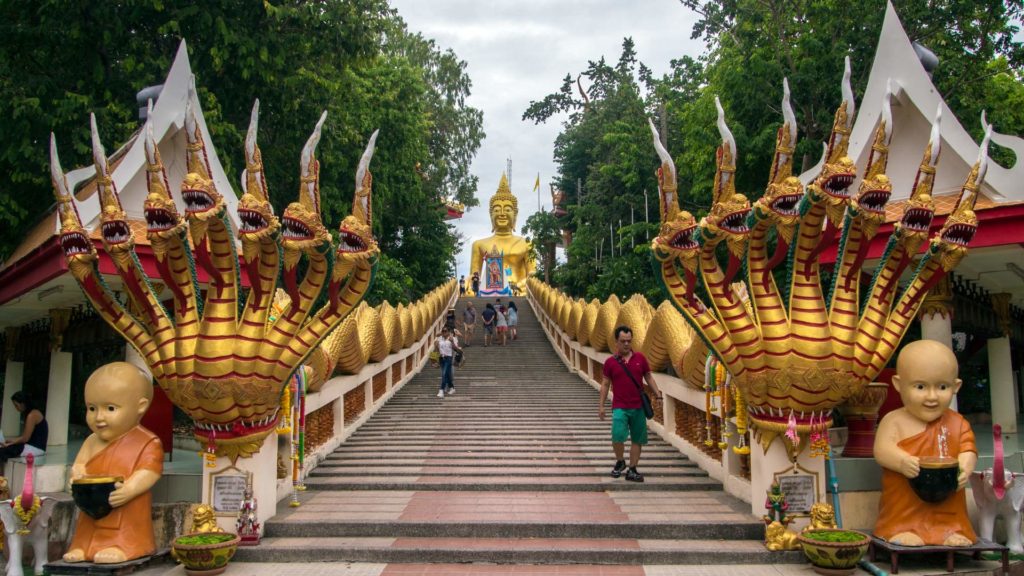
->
[910,457,959,503]
[71,475,123,520]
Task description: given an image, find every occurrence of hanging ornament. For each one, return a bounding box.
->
[277,385,292,435]
[732,383,750,455]
[785,410,799,446]
[703,354,716,447]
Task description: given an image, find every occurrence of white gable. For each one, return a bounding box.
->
[62,40,241,233]
[801,1,1023,203]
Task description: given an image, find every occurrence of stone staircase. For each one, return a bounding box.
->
[236,295,801,566]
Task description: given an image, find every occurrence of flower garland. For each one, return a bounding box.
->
[732,384,750,455]
[13,495,40,535]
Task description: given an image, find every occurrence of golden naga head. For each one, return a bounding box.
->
[181,78,225,225]
[489,173,518,233]
[810,57,857,208]
[335,130,382,280]
[895,105,942,249]
[932,117,991,271]
[91,114,134,254]
[141,101,186,242]
[51,135,97,278]
[702,97,751,257]
[755,79,802,237]
[281,111,332,258]
[851,80,896,234]
[648,120,699,268]
[237,99,280,244]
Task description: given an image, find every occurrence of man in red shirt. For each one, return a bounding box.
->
[599,326,663,482]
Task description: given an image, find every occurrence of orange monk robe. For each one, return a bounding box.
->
[875,409,977,545]
[69,426,164,561]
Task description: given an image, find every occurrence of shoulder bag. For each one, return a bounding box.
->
[615,355,655,420]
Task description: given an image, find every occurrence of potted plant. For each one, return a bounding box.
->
[171,532,241,576]
[797,528,870,576]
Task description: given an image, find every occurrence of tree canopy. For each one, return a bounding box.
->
[523,0,1024,301]
[0,0,484,301]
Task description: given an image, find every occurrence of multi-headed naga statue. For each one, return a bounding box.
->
[51,84,380,460]
[650,58,992,448]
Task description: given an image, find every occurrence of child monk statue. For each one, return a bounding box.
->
[63,362,164,563]
[873,340,977,546]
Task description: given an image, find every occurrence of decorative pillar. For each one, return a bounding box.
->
[749,435,826,530]
[45,310,73,447]
[918,276,956,410]
[989,293,1016,433]
[2,327,24,438]
[202,432,278,534]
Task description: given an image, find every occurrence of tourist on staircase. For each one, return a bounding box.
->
[481,303,496,347]
[435,327,462,398]
[506,301,519,341]
[462,301,477,347]
[598,326,663,483]
[458,275,466,297]
[495,305,508,346]
[470,272,480,296]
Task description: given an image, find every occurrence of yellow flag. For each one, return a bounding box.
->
[533,173,540,192]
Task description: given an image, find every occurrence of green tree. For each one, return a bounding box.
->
[0,0,483,301]
[521,210,561,283]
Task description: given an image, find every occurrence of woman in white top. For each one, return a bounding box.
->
[495,305,508,346]
[506,301,519,341]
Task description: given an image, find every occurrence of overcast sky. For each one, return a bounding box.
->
[389,0,704,278]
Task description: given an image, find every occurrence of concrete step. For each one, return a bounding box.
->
[308,465,706,477]
[302,475,720,491]
[233,536,804,565]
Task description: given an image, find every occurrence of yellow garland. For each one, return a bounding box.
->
[13,495,40,535]
[717,364,729,449]
[277,385,292,435]
[732,385,750,455]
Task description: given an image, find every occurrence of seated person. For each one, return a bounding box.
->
[0,391,48,470]
[874,339,977,547]
[64,362,163,564]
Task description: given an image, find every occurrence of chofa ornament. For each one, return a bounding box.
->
[50,83,381,461]
[649,57,993,449]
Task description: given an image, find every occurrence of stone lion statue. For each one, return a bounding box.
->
[190,504,223,533]
[804,502,838,532]
[765,520,801,551]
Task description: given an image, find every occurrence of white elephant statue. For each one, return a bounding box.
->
[0,454,57,576]
[970,469,1024,553]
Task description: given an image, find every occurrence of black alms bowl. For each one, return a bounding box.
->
[909,457,959,503]
[71,476,123,520]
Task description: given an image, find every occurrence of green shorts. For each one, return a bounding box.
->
[611,408,648,445]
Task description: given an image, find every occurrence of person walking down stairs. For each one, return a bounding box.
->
[435,327,462,398]
[599,325,663,483]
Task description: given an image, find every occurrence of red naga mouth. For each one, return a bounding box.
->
[337,229,368,253]
[670,227,698,250]
[824,173,855,197]
[60,231,92,257]
[901,207,933,233]
[941,223,976,247]
[858,190,891,214]
[720,209,750,234]
[101,220,131,245]
[183,189,215,214]
[145,207,177,232]
[770,194,801,216]
[192,411,280,441]
[282,217,313,241]
[238,208,269,234]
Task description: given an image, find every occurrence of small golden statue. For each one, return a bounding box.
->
[190,504,223,533]
[765,521,801,551]
[804,502,838,532]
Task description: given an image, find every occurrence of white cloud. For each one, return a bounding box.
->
[389,0,703,277]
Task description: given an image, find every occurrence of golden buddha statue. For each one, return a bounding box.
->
[470,174,535,295]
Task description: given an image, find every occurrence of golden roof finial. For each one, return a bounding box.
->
[825,57,856,165]
[864,79,895,181]
[648,119,679,222]
[768,78,798,186]
[712,96,737,205]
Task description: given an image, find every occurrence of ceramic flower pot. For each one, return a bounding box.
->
[909,456,959,503]
[797,529,870,576]
[171,532,240,576]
